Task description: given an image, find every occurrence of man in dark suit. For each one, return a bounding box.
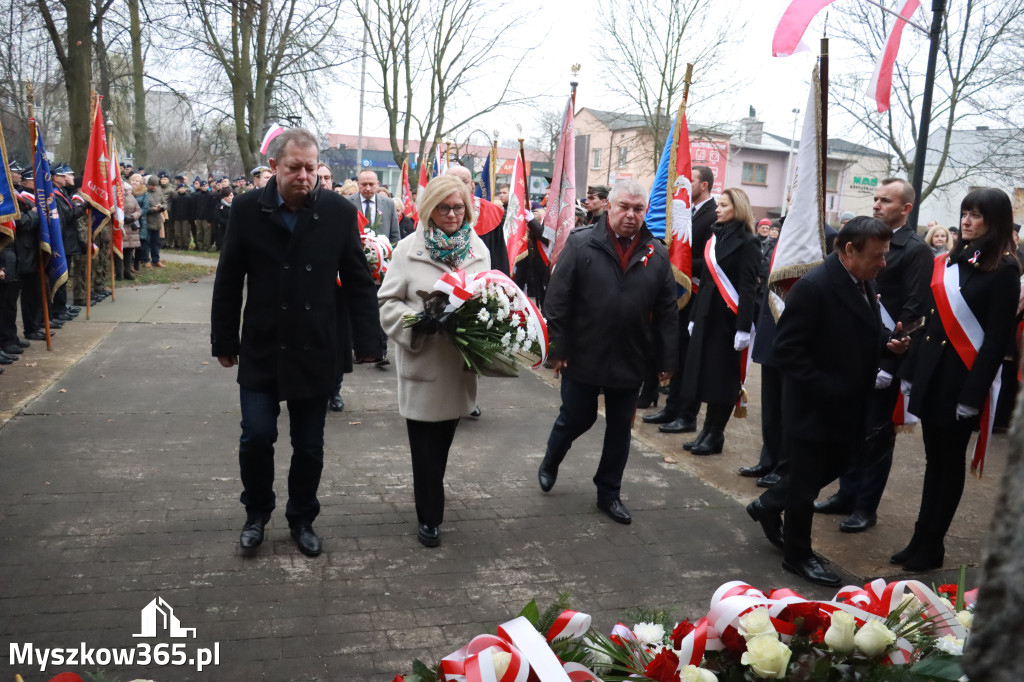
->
[746,217,907,586]
[643,165,717,433]
[815,178,933,533]
[212,129,382,557]
[347,169,400,244]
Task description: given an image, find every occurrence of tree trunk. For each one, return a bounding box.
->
[128,0,147,166]
[66,0,93,171]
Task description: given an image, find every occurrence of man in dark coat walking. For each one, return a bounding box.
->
[747,217,907,586]
[538,180,678,524]
[211,129,382,557]
[642,164,717,433]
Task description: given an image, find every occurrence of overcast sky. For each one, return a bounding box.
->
[325,0,917,149]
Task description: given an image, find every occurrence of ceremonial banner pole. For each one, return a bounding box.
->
[86,91,95,319]
[108,129,116,300]
[27,82,53,350]
[517,137,528,207]
[666,63,694,310]
[490,133,497,202]
[570,63,581,112]
[907,0,947,231]
[820,36,829,215]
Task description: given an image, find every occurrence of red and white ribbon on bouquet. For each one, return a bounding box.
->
[441,615,599,682]
[362,232,392,283]
[433,269,550,367]
[673,578,968,670]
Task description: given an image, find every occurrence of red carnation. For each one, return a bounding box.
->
[672,619,696,649]
[720,625,748,653]
[780,602,825,635]
[644,648,681,682]
[938,584,958,603]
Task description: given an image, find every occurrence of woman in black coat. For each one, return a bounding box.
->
[894,188,1021,571]
[680,187,761,456]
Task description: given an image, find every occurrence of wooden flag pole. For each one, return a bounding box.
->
[108,128,116,300]
[570,63,581,113]
[517,137,528,205]
[86,91,96,319]
[26,82,53,350]
[820,37,829,219]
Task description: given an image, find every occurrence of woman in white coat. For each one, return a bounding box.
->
[378,174,491,547]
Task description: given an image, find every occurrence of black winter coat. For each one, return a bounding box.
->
[906,253,1020,422]
[774,252,886,442]
[14,196,39,275]
[55,187,85,256]
[876,225,933,374]
[681,221,760,405]
[689,198,718,285]
[210,177,381,400]
[543,216,678,389]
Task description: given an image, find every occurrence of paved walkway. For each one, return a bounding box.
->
[0,277,1000,681]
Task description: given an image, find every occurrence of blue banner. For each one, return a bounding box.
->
[645,116,675,240]
[34,126,68,299]
[478,153,492,201]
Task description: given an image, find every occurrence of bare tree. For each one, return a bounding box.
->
[529,109,563,163]
[832,0,1024,202]
[595,0,742,174]
[172,0,354,171]
[352,0,531,170]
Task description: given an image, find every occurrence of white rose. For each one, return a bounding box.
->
[935,635,964,656]
[824,610,856,653]
[854,620,897,657]
[740,634,792,679]
[939,597,954,611]
[680,664,718,682]
[738,608,777,641]
[632,621,666,646]
[956,610,973,630]
[898,593,924,618]
[490,650,512,678]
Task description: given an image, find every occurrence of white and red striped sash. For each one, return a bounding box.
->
[704,234,739,314]
[930,254,999,476]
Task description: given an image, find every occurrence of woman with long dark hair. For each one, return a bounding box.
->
[680,187,761,456]
[895,188,1021,571]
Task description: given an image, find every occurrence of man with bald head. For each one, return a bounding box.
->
[445,165,509,275]
[346,169,400,243]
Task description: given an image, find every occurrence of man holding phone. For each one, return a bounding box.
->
[814,179,934,533]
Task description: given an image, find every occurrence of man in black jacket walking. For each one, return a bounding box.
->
[211,129,382,557]
[538,180,678,524]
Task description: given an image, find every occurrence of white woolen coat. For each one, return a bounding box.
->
[378,225,491,421]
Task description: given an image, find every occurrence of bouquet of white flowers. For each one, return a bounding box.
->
[362,232,392,285]
[403,269,548,377]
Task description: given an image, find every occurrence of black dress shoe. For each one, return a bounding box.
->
[47,320,64,329]
[328,394,344,412]
[597,499,632,524]
[417,524,441,547]
[641,408,676,424]
[840,511,877,533]
[374,356,390,368]
[783,556,842,587]
[746,499,783,549]
[659,418,697,434]
[57,312,74,321]
[290,524,323,556]
[739,463,772,478]
[67,306,81,313]
[690,431,724,456]
[469,406,482,418]
[813,493,854,515]
[239,514,271,549]
[15,338,30,348]
[0,353,13,365]
[683,428,708,451]
[538,460,558,492]
[756,473,782,488]
[24,331,50,341]
[2,344,23,354]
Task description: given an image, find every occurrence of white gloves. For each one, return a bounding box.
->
[734,330,751,351]
[874,369,893,390]
[900,380,912,396]
[687,321,694,336]
[956,403,979,420]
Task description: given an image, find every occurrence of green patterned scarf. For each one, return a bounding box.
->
[424,221,473,268]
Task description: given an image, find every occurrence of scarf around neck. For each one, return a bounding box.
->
[424,221,473,268]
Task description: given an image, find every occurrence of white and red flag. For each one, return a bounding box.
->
[400,159,418,223]
[81,98,114,255]
[542,95,577,266]
[108,135,125,258]
[866,0,921,113]
[772,0,838,57]
[417,155,429,195]
[767,65,827,320]
[503,154,531,269]
[260,123,284,155]
[666,111,694,308]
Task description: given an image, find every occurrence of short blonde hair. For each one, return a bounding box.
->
[925,224,952,251]
[340,179,358,196]
[720,187,755,233]
[418,175,475,228]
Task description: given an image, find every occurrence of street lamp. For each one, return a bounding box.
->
[781,107,800,218]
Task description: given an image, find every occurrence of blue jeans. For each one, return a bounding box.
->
[238,387,329,526]
[147,232,161,264]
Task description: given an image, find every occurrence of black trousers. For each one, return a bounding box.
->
[53,283,67,317]
[837,383,899,514]
[914,417,975,548]
[0,280,20,345]
[663,308,699,421]
[18,270,43,335]
[754,364,786,473]
[407,418,460,527]
[544,375,638,502]
[760,435,859,563]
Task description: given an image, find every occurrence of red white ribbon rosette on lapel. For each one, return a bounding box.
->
[441,615,600,682]
[672,578,968,670]
[433,269,550,368]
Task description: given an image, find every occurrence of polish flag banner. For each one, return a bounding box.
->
[417,156,429,194]
[542,94,577,266]
[772,0,838,57]
[400,159,418,223]
[866,0,921,113]
[259,123,284,155]
[503,154,531,269]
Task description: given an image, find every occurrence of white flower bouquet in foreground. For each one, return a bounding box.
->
[402,269,548,377]
[362,232,392,285]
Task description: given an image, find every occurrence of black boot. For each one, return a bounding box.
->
[691,404,731,455]
[683,428,709,451]
[691,431,724,455]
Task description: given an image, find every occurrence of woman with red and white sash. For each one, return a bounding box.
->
[896,188,1021,571]
[680,188,761,456]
